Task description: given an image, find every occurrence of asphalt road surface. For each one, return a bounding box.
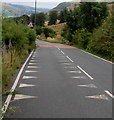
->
[5,40,113,118]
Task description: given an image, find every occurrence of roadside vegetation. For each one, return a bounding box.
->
[37,2,114,62]
[2,2,114,93]
[2,20,36,93]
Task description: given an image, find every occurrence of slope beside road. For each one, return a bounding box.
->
[3,39,113,119]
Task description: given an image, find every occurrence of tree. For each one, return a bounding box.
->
[79,2,108,32]
[48,10,58,25]
[30,12,46,26]
[59,8,68,23]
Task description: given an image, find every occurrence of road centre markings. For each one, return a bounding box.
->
[61,51,65,55]
[77,66,93,80]
[104,90,114,99]
[66,56,74,63]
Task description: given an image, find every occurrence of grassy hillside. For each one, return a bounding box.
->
[1,3,50,17]
[38,23,66,43]
[52,2,79,11]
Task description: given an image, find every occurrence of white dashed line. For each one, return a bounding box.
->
[61,51,65,55]
[58,48,60,50]
[77,66,93,80]
[66,56,74,63]
[104,90,114,99]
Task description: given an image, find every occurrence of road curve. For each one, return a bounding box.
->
[5,40,112,118]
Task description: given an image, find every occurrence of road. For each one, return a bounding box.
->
[5,39,112,118]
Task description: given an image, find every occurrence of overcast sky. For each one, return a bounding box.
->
[1,0,72,3]
[1,0,74,8]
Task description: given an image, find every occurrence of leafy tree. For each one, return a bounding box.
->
[30,12,46,26]
[48,10,58,25]
[79,2,108,32]
[59,8,68,23]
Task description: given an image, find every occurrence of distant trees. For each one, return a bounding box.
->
[48,10,58,25]
[30,12,46,26]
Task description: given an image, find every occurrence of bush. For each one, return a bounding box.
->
[2,20,36,90]
[2,20,36,52]
[72,29,91,49]
[87,15,114,61]
[43,27,56,38]
[35,26,43,35]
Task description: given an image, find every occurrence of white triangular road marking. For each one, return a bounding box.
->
[23,76,38,79]
[71,76,86,79]
[63,63,72,65]
[27,66,40,68]
[30,60,37,62]
[78,84,97,88]
[19,83,36,88]
[67,71,81,73]
[64,67,75,68]
[29,63,37,65]
[14,94,37,100]
[25,70,38,73]
[85,94,109,100]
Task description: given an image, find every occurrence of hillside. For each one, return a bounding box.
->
[1,3,50,17]
[52,2,79,11]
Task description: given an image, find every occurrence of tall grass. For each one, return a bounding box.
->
[2,20,36,93]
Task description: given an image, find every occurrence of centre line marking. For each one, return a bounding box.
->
[77,66,93,80]
[104,90,114,99]
[61,51,65,55]
[66,56,74,63]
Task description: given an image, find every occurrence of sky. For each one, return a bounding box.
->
[1,0,73,8]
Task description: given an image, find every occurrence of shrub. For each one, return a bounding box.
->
[43,28,56,38]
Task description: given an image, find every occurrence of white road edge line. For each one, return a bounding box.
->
[81,50,113,64]
[77,66,93,80]
[1,50,34,119]
[58,48,60,50]
[66,56,74,63]
[61,51,64,55]
[104,90,114,99]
